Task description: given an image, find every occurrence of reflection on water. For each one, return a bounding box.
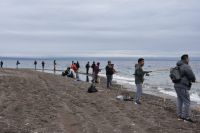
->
[86,76,89,82]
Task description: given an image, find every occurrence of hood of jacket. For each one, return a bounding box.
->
[176,60,184,66]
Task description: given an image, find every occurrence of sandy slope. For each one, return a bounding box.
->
[0,69,200,133]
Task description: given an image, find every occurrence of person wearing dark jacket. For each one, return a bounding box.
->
[93,62,101,83]
[106,61,115,88]
[134,58,151,105]
[0,61,3,68]
[53,60,57,72]
[42,61,45,71]
[76,61,80,69]
[34,60,37,70]
[16,60,20,69]
[91,61,96,73]
[174,54,196,123]
[85,62,90,74]
[76,61,80,81]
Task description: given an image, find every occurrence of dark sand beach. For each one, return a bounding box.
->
[0,68,200,133]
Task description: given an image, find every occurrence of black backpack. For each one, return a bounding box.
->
[88,84,98,93]
[106,66,114,75]
[170,66,182,83]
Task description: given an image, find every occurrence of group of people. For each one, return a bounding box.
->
[85,61,116,85]
[62,61,80,79]
[34,60,46,71]
[34,60,57,72]
[66,61,103,83]
[86,61,102,83]
[0,54,197,123]
[134,54,196,123]
[0,60,21,69]
[63,61,116,86]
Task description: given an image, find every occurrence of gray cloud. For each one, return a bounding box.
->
[0,0,200,57]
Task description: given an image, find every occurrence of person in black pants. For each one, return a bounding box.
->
[85,62,90,74]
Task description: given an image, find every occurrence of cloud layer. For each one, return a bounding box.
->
[0,0,200,57]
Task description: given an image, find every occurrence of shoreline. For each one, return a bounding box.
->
[2,67,200,108]
[12,67,200,110]
[66,70,200,110]
[33,69,200,115]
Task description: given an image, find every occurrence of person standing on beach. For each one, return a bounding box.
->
[16,60,20,69]
[174,54,196,123]
[93,62,101,83]
[76,61,80,69]
[134,58,151,105]
[71,63,77,72]
[53,60,57,72]
[71,62,78,79]
[34,60,37,70]
[85,62,90,74]
[106,61,116,88]
[0,61,3,68]
[91,61,96,73]
[42,61,45,71]
[76,61,80,80]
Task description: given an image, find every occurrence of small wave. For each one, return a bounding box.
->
[99,73,135,86]
[191,93,200,104]
[157,87,177,97]
[158,87,200,104]
[113,75,135,86]
[113,75,135,82]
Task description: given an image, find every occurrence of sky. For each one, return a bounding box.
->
[0,0,200,57]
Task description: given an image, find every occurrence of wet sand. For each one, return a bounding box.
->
[0,68,200,133]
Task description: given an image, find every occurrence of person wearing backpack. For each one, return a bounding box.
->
[173,54,196,123]
[106,61,116,88]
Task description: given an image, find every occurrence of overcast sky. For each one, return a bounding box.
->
[0,0,200,57]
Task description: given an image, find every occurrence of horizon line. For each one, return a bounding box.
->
[1,55,200,59]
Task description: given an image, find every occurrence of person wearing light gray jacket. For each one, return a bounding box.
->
[174,54,196,123]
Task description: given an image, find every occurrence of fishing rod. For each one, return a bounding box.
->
[35,68,64,72]
[151,68,170,72]
[194,81,200,84]
[132,68,171,76]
